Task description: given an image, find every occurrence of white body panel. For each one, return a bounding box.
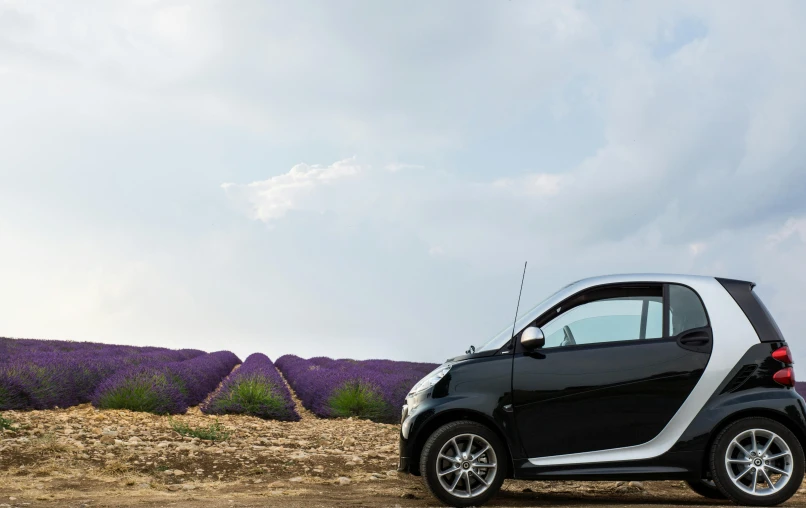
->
[525,274,758,466]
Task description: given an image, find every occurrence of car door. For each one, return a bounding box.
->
[512,283,712,459]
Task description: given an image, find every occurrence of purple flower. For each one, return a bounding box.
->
[90,351,241,414]
[275,355,437,423]
[201,353,299,421]
[0,336,232,412]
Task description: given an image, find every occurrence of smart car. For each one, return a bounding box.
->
[398,274,804,507]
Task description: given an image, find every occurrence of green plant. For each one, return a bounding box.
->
[170,419,230,442]
[328,381,388,421]
[212,378,287,415]
[94,371,182,415]
[0,414,16,431]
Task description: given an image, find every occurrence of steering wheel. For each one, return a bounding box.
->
[561,325,577,347]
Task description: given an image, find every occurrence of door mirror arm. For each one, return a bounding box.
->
[520,326,545,351]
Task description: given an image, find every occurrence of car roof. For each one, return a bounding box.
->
[571,273,721,287]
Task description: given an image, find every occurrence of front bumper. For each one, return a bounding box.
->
[398,419,415,473]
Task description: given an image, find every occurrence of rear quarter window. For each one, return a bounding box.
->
[717,278,786,343]
[751,290,785,341]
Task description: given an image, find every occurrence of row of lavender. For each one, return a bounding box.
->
[275,355,438,423]
[201,353,299,421]
[0,337,239,414]
[92,351,240,414]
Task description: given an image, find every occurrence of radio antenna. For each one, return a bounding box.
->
[510,261,528,341]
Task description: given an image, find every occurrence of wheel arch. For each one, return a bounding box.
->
[701,408,806,475]
[408,408,513,477]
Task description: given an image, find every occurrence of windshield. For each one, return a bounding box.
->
[471,284,571,353]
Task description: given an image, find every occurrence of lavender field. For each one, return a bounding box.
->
[0,337,208,411]
[276,355,438,423]
[0,337,436,423]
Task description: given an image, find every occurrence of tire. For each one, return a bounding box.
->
[710,417,804,506]
[420,420,507,507]
[686,478,727,499]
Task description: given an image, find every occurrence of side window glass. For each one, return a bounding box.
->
[541,296,662,349]
[668,285,709,335]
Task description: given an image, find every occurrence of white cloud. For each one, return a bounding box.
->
[222,158,362,221]
[767,218,806,247]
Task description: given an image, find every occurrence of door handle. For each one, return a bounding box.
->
[679,334,709,346]
[677,330,712,353]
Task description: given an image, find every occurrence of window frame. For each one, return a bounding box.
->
[513,282,711,354]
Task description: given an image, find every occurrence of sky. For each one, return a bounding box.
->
[1,1,805,364]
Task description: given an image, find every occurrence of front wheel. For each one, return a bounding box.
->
[420,420,506,507]
[710,417,805,506]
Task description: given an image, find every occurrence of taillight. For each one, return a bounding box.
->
[772,346,793,364]
[773,367,795,387]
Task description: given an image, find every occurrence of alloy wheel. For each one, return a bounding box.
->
[725,428,793,496]
[435,433,498,499]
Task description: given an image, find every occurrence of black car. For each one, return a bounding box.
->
[398,274,804,507]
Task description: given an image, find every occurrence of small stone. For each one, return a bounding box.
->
[182,484,196,490]
[166,484,182,492]
[128,436,141,443]
[400,493,417,499]
[337,476,351,486]
[268,481,287,488]
[289,477,303,483]
[99,435,115,445]
[173,470,185,476]
[629,481,644,490]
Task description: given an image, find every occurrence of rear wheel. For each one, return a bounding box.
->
[420,420,506,507]
[686,478,726,499]
[710,417,804,506]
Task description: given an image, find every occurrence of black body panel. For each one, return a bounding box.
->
[398,354,521,475]
[512,338,709,457]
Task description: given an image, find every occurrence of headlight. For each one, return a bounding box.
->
[408,365,451,396]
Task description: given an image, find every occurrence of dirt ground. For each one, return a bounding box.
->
[2,387,806,507]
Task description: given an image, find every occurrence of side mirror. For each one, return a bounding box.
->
[521,326,545,351]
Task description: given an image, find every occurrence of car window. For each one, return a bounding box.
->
[669,284,708,335]
[542,296,663,348]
